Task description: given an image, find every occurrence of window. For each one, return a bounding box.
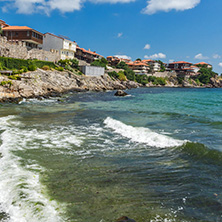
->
[27,31,30,37]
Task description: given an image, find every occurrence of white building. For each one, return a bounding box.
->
[153,62,161,71]
[42,33,77,60]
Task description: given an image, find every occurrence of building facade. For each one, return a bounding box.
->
[75,46,103,64]
[142,59,161,72]
[42,33,77,60]
[194,62,212,69]
[2,26,43,49]
[126,61,149,74]
[168,61,193,72]
[107,56,132,67]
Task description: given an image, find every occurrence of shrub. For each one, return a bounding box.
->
[91,59,107,69]
[20,66,28,72]
[147,76,166,85]
[42,65,50,71]
[196,67,218,84]
[108,71,119,79]
[156,77,166,85]
[136,74,149,85]
[0,57,55,70]
[28,64,37,71]
[78,71,83,75]
[177,76,184,84]
[0,80,12,87]
[57,67,64,72]
[195,79,201,85]
[124,68,135,81]
[8,75,18,80]
[116,61,128,70]
[118,71,127,81]
[12,70,20,75]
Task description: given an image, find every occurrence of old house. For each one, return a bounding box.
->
[194,62,212,69]
[142,59,161,72]
[168,61,193,72]
[2,26,43,49]
[126,61,149,74]
[42,33,77,60]
[107,56,131,67]
[75,46,103,64]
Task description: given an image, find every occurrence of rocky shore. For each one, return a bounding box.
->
[0,69,221,103]
[0,69,141,103]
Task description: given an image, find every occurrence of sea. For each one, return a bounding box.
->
[0,87,221,222]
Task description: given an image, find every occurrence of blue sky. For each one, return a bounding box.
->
[1,0,222,73]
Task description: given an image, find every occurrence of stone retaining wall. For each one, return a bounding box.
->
[0,36,59,62]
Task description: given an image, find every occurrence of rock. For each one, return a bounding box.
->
[116,216,136,222]
[114,90,128,97]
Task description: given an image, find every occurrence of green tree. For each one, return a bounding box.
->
[197,67,217,84]
[136,58,141,61]
[124,68,135,81]
[0,26,2,36]
[116,61,128,70]
[91,58,107,69]
[135,74,148,85]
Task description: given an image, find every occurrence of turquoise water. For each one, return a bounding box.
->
[0,88,222,222]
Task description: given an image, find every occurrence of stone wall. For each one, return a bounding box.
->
[0,36,59,62]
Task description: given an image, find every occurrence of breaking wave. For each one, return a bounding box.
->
[0,116,65,222]
[104,117,186,148]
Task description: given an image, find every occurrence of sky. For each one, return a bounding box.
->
[1,0,222,73]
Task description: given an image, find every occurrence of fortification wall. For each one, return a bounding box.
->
[0,36,59,62]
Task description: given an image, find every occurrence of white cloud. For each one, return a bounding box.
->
[142,0,201,15]
[144,44,151,50]
[169,59,174,63]
[1,0,135,14]
[213,54,221,59]
[218,63,222,68]
[144,53,166,59]
[114,55,132,60]
[194,53,209,60]
[117,32,123,38]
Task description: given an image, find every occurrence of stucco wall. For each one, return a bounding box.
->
[81,66,105,76]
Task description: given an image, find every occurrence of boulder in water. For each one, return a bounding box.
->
[116,216,136,222]
[114,90,128,97]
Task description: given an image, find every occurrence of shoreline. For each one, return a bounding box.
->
[0,69,221,103]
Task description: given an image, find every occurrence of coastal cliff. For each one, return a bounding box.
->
[0,69,222,103]
[0,69,141,102]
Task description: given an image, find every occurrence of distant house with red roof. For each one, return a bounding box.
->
[2,25,43,49]
[42,33,77,60]
[194,62,212,69]
[106,56,131,67]
[126,60,149,74]
[142,59,161,72]
[75,46,103,64]
[168,61,193,72]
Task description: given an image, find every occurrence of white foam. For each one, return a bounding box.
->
[104,117,186,148]
[0,116,66,222]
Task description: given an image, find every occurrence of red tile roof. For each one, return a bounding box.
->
[127,62,149,66]
[3,26,32,30]
[142,59,154,63]
[3,26,43,35]
[194,62,211,66]
[170,61,193,64]
[77,46,102,57]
